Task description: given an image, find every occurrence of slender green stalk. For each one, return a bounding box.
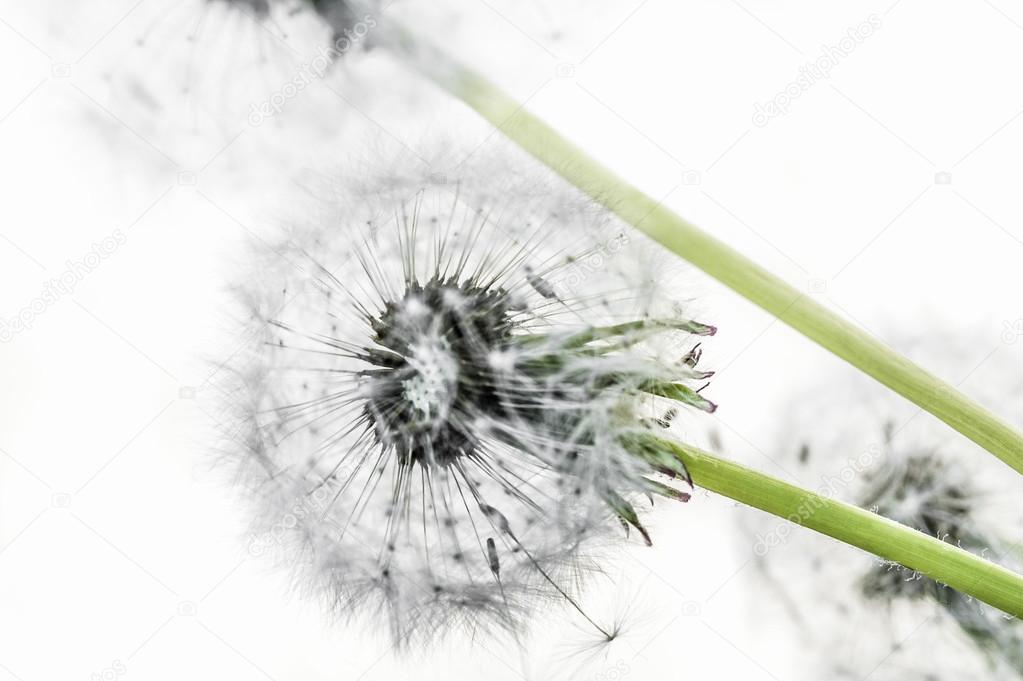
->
[627,434,1023,619]
[383,27,1023,478]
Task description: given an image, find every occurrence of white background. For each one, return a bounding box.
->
[2,1,1023,679]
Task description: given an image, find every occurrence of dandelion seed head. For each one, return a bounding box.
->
[856,449,1023,674]
[215,0,271,14]
[858,452,975,602]
[739,333,1023,678]
[219,153,715,646]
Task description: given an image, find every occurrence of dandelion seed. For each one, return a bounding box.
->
[220,156,716,646]
[548,573,662,677]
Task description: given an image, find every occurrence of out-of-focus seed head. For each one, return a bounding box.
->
[738,335,1023,680]
[856,449,1023,675]
[213,0,272,14]
[305,0,371,36]
[858,451,974,602]
[224,0,380,45]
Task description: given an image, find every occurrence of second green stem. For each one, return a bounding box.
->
[633,436,1023,619]
[389,29,1023,478]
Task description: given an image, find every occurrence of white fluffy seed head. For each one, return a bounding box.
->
[218,151,715,646]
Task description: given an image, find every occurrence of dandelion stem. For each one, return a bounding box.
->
[631,435,1023,619]
[384,26,1023,478]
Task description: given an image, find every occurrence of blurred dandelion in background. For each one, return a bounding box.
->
[739,332,1023,680]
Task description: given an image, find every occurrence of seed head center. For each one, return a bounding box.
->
[364,277,517,466]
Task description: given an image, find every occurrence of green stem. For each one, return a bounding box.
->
[384,27,1023,478]
[629,435,1023,619]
